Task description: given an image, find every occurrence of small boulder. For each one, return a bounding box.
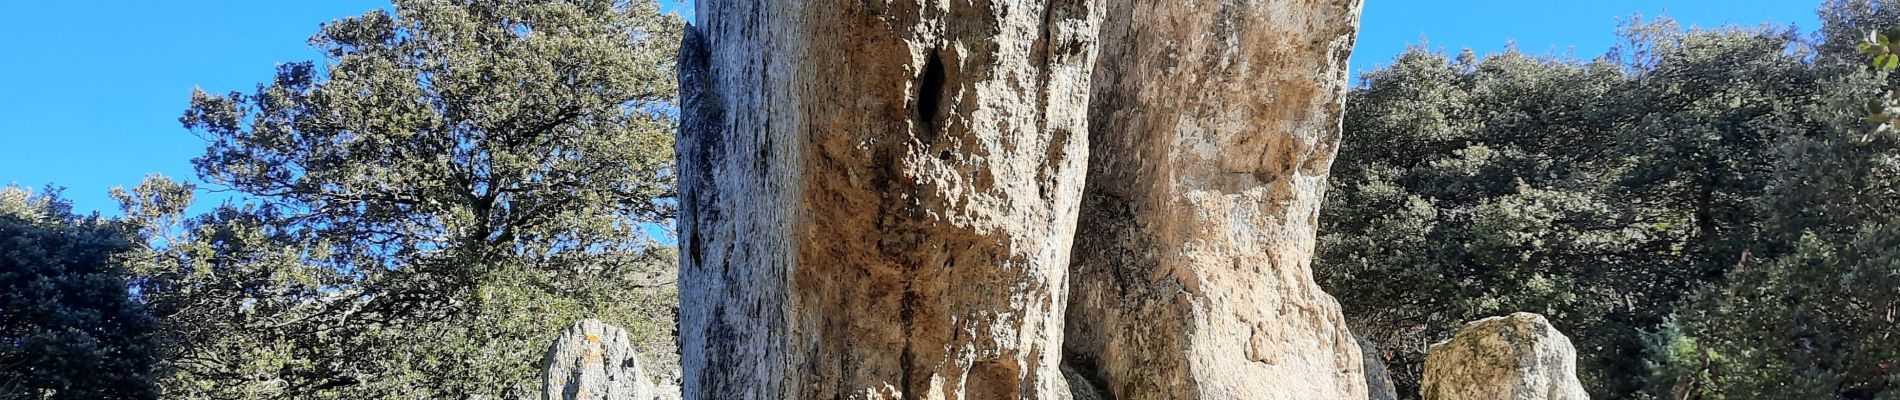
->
[542,319,656,400]
[1422,312,1588,400]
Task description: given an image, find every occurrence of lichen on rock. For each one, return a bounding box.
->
[1421,312,1589,400]
[542,319,658,400]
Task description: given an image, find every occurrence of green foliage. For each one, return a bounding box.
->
[1860,27,1900,138]
[141,0,686,398]
[1328,1,1900,396]
[1669,69,1900,398]
[1870,36,1899,70]
[1688,229,1900,398]
[0,186,159,399]
[1319,11,1883,399]
[1638,320,1729,400]
[1820,0,1900,66]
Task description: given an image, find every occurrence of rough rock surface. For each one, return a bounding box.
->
[1421,313,1588,400]
[1361,336,1400,400]
[676,1,1100,398]
[1060,362,1107,400]
[1061,1,1369,399]
[678,0,1371,399]
[653,384,681,400]
[541,319,657,400]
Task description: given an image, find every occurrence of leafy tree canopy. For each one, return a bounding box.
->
[140,0,685,397]
[1,186,159,399]
[1321,1,1899,398]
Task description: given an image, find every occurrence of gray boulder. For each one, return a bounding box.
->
[541,319,655,400]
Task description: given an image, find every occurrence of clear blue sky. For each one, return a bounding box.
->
[1354,0,1820,74]
[0,1,1822,216]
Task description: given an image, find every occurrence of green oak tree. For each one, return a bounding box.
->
[1320,17,1831,399]
[1655,4,1900,397]
[1665,73,1900,399]
[142,0,684,398]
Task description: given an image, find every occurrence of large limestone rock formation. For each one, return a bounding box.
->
[1421,313,1589,400]
[677,1,1367,399]
[542,319,657,400]
[1062,1,1369,399]
[676,1,1100,398]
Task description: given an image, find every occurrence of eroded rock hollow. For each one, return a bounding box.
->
[677,1,1366,399]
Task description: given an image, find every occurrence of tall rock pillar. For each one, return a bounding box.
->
[676,1,1101,399]
[1063,1,1368,399]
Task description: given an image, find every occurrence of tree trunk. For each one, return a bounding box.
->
[1063,1,1369,399]
[676,1,1100,398]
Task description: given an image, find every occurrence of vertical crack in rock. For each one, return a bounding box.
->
[678,1,1101,399]
[1063,1,1370,399]
[681,0,1369,398]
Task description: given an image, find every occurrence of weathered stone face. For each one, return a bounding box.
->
[676,1,1100,398]
[1062,1,1369,399]
[1421,313,1589,400]
[542,319,657,400]
[677,1,1366,399]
